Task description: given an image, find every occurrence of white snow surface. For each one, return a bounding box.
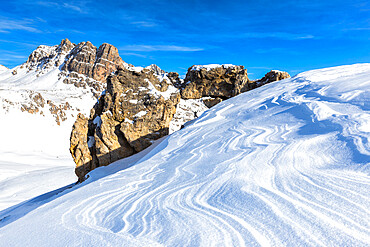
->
[0,65,8,72]
[144,78,178,100]
[169,98,209,134]
[134,110,148,118]
[1,64,370,246]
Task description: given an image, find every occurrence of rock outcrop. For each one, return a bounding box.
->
[181,64,254,107]
[255,70,291,86]
[25,39,74,71]
[70,62,290,181]
[70,66,180,181]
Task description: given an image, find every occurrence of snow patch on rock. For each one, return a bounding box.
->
[191,64,236,71]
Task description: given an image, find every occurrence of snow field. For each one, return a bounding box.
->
[0,64,369,246]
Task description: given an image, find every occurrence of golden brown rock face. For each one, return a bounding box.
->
[94,44,124,82]
[70,67,180,181]
[256,70,291,86]
[70,114,93,179]
[180,65,254,107]
[62,41,125,95]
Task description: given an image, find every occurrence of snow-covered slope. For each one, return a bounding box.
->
[1,64,369,246]
[0,65,8,72]
[0,52,98,210]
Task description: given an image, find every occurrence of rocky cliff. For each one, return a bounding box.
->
[70,63,290,181]
[60,40,125,96]
[70,66,181,180]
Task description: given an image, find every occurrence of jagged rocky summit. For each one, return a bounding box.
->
[0,39,130,126]
[70,63,290,181]
[25,38,125,97]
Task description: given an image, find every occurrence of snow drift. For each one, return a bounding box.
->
[0,64,369,246]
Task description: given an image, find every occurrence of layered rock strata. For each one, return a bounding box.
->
[61,40,125,95]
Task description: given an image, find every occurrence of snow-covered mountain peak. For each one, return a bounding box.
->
[24,39,75,73]
[0,39,128,127]
[145,64,165,75]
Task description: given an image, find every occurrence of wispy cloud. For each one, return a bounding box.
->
[36,1,86,13]
[120,45,203,52]
[0,54,28,60]
[121,52,147,58]
[63,3,84,13]
[344,27,370,31]
[0,50,28,67]
[242,32,316,40]
[0,19,40,33]
[131,21,157,28]
[0,39,39,47]
[35,1,59,8]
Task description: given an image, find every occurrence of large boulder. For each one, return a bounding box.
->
[181,64,251,99]
[70,114,93,179]
[180,64,254,108]
[256,70,291,86]
[70,66,180,181]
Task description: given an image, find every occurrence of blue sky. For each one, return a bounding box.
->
[0,0,369,79]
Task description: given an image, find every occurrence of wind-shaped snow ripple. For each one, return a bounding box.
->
[1,64,370,246]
